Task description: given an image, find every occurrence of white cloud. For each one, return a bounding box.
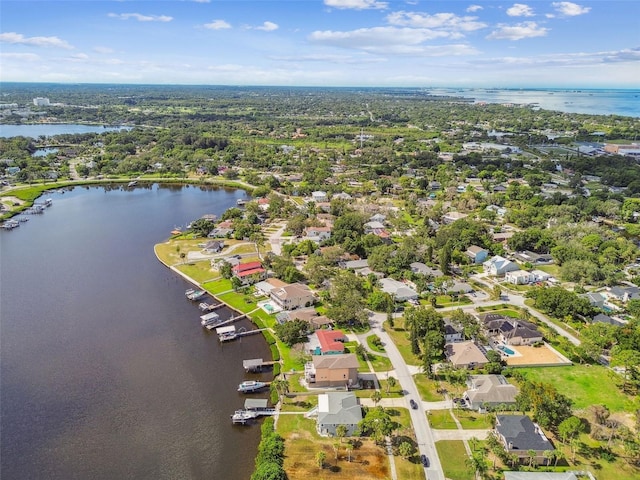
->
[193,0,210,3]
[324,0,388,10]
[1,52,40,61]
[256,21,279,32]
[487,21,548,40]
[466,5,483,13]
[269,53,385,65]
[204,19,232,30]
[506,4,535,17]
[386,11,486,32]
[309,27,479,56]
[551,2,591,16]
[107,13,173,22]
[93,46,114,54]
[0,32,73,49]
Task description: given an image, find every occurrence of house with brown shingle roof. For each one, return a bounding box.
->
[305,354,360,388]
[270,282,316,310]
[445,341,488,368]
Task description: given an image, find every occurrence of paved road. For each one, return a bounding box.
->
[368,312,445,480]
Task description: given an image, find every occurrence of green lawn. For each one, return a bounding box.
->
[435,441,473,480]
[366,334,386,353]
[517,365,640,412]
[413,375,444,402]
[176,261,217,283]
[385,321,420,367]
[367,352,393,372]
[202,278,233,294]
[454,410,493,429]
[428,410,458,429]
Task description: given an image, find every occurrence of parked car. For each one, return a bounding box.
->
[409,399,418,410]
[420,454,429,467]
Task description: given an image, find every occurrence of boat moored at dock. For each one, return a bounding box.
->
[237,380,269,393]
[186,290,207,300]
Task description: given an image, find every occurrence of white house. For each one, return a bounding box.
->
[316,392,363,437]
[311,191,328,203]
[379,278,419,301]
[304,226,332,243]
[505,270,535,285]
[483,255,519,276]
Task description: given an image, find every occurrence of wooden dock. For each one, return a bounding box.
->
[243,358,278,372]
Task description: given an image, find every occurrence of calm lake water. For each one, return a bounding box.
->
[0,124,131,138]
[0,184,266,480]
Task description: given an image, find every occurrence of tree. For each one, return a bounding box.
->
[398,441,415,459]
[491,284,502,301]
[345,443,354,462]
[231,276,243,291]
[559,416,586,447]
[527,449,537,467]
[386,376,397,395]
[439,241,452,275]
[270,378,289,402]
[371,390,382,406]
[515,380,573,429]
[316,451,326,469]
[332,442,340,462]
[359,406,394,445]
[335,424,348,443]
[250,462,286,480]
[273,319,309,346]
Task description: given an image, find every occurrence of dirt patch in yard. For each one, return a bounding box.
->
[505,344,571,367]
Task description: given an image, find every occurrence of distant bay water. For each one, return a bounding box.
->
[0,124,131,138]
[428,87,640,118]
[0,184,265,480]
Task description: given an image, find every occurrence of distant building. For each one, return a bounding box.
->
[466,245,489,264]
[380,278,419,302]
[33,97,50,106]
[463,375,518,411]
[505,270,535,285]
[483,255,519,276]
[445,341,488,369]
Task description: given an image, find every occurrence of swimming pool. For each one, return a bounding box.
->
[497,345,515,356]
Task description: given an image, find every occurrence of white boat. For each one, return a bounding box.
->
[231,409,258,424]
[200,312,220,326]
[237,381,268,393]
[199,302,216,311]
[185,288,196,296]
[187,290,206,300]
[127,180,137,187]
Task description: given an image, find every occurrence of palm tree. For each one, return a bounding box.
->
[346,443,353,462]
[316,451,326,469]
[543,449,556,466]
[527,449,536,467]
[371,390,382,406]
[386,376,397,395]
[332,442,340,462]
[335,424,348,443]
[271,378,289,403]
[554,449,565,467]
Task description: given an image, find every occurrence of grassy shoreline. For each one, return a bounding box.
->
[0,177,255,220]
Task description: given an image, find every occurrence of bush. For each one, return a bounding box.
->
[263,330,276,345]
[273,363,281,377]
[270,344,280,362]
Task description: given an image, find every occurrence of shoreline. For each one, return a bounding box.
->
[0,178,255,221]
[152,242,278,371]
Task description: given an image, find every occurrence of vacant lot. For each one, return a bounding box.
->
[517,365,640,412]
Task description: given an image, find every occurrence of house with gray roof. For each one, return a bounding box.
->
[463,375,518,411]
[483,255,519,276]
[503,473,577,480]
[410,262,443,278]
[606,285,640,303]
[495,415,554,465]
[380,278,419,302]
[466,245,489,264]
[580,291,606,308]
[316,392,363,437]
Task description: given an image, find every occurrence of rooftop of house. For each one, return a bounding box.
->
[317,329,347,353]
[495,415,554,452]
[312,353,360,370]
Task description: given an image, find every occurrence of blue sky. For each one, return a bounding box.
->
[1,1,638,87]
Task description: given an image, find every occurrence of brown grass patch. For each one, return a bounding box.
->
[505,344,570,366]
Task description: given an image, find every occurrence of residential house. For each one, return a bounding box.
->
[514,251,554,265]
[369,213,386,223]
[364,220,386,232]
[591,313,625,327]
[305,354,360,388]
[503,472,578,480]
[380,278,419,302]
[449,281,474,294]
[505,270,535,285]
[530,270,551,283]
[270,282,316,310]
[484,255,519,276]
[580,291,606,309]
[486,204,507,217]
[494,415,554,465]
[311,191,328,203]
[312,329,348,355]
[254,278,288,297]
[444,323,463,343]
[606,285,640,303]
[342,259,369,270]
[202,240,225,253]
[410,262,444,278]
[304,225,332,243]
[232,261,266,285]
[208,227,234,238]
[463,375,518,411]
[466,245,489,264]
[316,392,363,437]
[445,341,488,369]
[442,211,468,224]
[481,314,543,346]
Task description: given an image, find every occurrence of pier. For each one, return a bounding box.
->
[243,358,278,372]
[216,325,268,342]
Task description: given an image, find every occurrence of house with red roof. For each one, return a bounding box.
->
[312,329,348,355]
[232,261,266,285]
